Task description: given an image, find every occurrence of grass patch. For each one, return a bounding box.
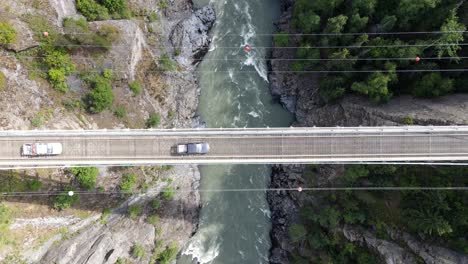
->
[0,72,5,92]
[128,204,142,220]
[0,20,17,45]
[158,54,177,71]
[146,113,160,128]
[161,187,175,200]
[129,80,142,96]
[131,243,146,259]
[274,32,289,47]
[100,208,111,224]
[147,214,160,226]
[113,105,127,119]
[119,173,138,192]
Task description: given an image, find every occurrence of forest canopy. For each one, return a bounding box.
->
[289,0,468,102]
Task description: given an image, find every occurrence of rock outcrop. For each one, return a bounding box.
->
[342,225,418,264]
[170,5,216,67]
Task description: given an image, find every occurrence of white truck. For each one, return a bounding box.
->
[21,143,63,156]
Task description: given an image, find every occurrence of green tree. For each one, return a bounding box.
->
[100,0,127,16]
[351,0,377,14]
[397,0,441,27]
[403,191,453,236]
[324,15,348,33]
[70,167,99,190]
[86,75,114,113]
[348,13,369,33]
[351,72,393,103]
[0,20,16,45]
[293,10,321,33]
[412,73,454,98]
[76,0,110,21]
[435,11,466,59]
[319,76,346,102]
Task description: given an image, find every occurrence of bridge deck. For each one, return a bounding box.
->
[0,126,468,168]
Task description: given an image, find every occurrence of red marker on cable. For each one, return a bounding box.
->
[297,187,303,192]
[415,56,421,62]
[244,45,251,52]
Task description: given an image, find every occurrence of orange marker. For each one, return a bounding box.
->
[244,45,251,52]
[43,32,49,37]
[415,56,421,62]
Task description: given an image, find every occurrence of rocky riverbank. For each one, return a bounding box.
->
[267,1,468,263]
[0,0,214,262]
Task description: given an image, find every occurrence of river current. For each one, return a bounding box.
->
[178,0,293,263]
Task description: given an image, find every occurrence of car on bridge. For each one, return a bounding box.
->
[21,143,63,156]
[174,142,210,155]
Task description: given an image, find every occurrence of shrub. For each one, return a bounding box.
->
[128,204,142,220]
[53,187,79,210]
[131,243,146,259]
[101,0,129,18]
[412,73,454,98]
[146,113,160,128]
[147,214,160,226]
[157,243,178,264]
[129,80,142,96]
[70,167,99,189]
[119,173,137,192]
[148,12,159,23]
[161,187,174,200]
[85,73,115,113]
[159,0,168,10]
[113,106,127,119]
[95,25,121,49]
[158,54,177,71]
[274,32,289,47]
[100,208,111,224]
[76,0,110,21]
[0,72,5,91]
[0,20,16,45]
[27,179,43,191]
[42,48,76,92]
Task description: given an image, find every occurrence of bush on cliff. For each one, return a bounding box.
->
[0,20,16,45]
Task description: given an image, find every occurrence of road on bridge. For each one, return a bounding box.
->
[0,127,468,168]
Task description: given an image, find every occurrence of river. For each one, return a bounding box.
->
[179,0,293,263]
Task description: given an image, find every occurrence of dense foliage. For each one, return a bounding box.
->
[156,243,179,264]
[290,0,468,102]
[83,70,115,113]
[292,164,468,263]
[42,47,76,92]
[70,167,99,189]
[0,20,16,45]
[129,80,142,95]
[76,0,129,21]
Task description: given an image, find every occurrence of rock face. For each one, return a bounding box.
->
[342,225,418,264]
[388,229,468,264]
[267,165,302,264]
[170,5,216,67]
